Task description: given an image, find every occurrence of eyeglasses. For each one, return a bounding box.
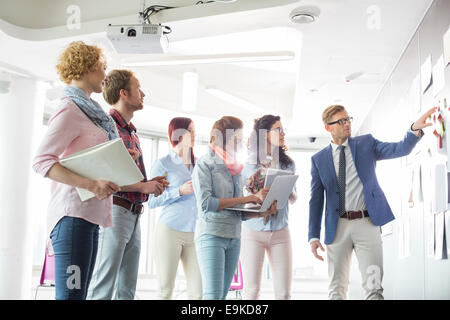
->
[270,127,286,134]
[327,117,353,126]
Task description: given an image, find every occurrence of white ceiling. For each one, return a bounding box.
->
[0,0,433,149]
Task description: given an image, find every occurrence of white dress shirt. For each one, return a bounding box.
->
[330,140,366,212]
[309,139,366,244]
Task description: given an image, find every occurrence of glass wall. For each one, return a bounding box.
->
[288,150,328,279]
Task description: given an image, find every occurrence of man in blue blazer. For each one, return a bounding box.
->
[308,104,435,300]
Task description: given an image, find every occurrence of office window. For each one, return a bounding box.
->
[30,123,53,267]
[136,136,154,275]
[289,150,328,279]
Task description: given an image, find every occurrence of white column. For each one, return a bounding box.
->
[0,70,46,299]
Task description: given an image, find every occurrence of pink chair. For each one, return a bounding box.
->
[34,242,55,299]
[229,260,243,299]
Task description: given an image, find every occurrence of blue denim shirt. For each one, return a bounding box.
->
[242,161,296,231]
[192,148,246,239]
[147,150,197,232]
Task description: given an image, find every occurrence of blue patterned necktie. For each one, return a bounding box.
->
[338,145,346,216]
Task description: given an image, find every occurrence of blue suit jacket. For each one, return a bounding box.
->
[308,131,421,245]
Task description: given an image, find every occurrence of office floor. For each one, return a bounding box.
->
[32,270,329,300]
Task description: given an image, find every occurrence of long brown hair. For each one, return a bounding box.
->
[168,117,195,166]
[248,114,293,169]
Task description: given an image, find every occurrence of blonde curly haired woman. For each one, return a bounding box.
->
[32,41,120,300]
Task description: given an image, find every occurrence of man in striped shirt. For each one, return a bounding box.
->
[87,69,167,300]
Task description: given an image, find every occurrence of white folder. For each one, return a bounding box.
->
[60,138,144,201]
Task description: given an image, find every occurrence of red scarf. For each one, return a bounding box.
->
[209,143,243,176]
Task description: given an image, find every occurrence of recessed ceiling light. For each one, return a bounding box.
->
[289,6,320,24]
[291,13,315,23]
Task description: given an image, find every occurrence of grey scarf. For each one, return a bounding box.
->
[62,86,118,140]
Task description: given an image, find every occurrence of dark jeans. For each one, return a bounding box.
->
[50,216,99,300]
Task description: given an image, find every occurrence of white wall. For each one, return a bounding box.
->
[0,70,46,299]
[359,0,450,299]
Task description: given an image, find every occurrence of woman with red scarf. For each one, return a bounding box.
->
[192,116,277,300]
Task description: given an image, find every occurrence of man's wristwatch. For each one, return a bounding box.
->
[410,122,424,137]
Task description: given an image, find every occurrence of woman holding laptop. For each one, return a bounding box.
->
[241,114,297,300]
[192,116,277,300]
[148,117,202,300]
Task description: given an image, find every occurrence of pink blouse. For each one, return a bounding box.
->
[32,97,113,236]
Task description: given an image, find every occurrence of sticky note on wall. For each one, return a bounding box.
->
[432,163,447,214]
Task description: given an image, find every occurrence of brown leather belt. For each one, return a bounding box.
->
[113,196,143,215]
[340,210,369,220]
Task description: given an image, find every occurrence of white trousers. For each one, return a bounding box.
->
[240,226,292,300]
[153,221,202,300]
[326,216,384,300]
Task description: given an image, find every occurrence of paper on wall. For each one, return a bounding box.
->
[432,163,447,214]
[415,164,423,203]
[426,215,435,258]
[446,110,450,170]
[444,27,450,67]
[445,211,450,255]
[421,55,433,94]
[421,162,432,208]
[404,216,410,258]
[408,74,421,115]
[398,220,405,259]
[435,211,445,260]
[432,55,445,97]
[448,172,450,210]
[401,165,414,208]
[416,163,424,203]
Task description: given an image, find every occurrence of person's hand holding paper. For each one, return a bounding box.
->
[88,179,121,200]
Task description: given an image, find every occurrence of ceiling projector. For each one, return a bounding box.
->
[106,24,168,54]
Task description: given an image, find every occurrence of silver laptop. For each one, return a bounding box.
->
[227,175,298,212]
[263,168,295,188]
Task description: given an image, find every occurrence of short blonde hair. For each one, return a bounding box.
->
[322,105,346,124]
[103,69,134,105]
[56,41,104,84]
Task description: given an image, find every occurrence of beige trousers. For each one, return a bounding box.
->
[240,226,293,300]
[153,221,202,300]
[326,216,384,300]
